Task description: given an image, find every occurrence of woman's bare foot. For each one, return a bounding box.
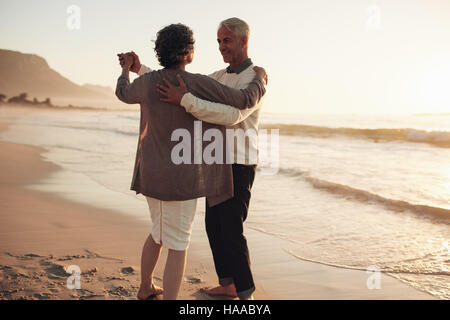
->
[200,284,237,298]
[137,283,164,300]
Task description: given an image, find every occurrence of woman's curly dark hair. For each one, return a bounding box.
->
[154,24,195,68]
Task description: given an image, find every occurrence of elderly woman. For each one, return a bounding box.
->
[116,23,266,300]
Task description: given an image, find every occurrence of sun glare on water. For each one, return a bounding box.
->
[420,65,450,114]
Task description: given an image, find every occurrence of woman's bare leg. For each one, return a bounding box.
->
[163,248,187,300]
[137,233,163,299]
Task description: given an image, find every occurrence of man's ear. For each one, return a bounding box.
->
[241,36,249,48]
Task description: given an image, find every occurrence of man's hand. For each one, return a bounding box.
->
[117,51,141,73]
[253,66,268,85]
[157,74,188,105]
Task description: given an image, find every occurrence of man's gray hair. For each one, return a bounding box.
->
[218,17,250,39]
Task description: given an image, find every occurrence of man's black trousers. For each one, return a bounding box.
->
[205,164,256,299]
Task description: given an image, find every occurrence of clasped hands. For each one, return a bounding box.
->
[117,51,141,72]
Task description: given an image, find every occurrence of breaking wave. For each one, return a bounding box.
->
[274,167,450,223]
[260,123,450,148]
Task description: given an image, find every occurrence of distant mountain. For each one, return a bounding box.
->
[0,49,114,102]
[82,83,114,96]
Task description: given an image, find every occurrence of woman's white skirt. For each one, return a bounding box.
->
[146,197,198,251]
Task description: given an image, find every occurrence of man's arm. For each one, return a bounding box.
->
[157,67,267,124]
[180,92,262,126]
[138,64,152,76]
[180,66,267,125]
[158,67,266,112]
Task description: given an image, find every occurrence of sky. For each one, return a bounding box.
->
[1,0,450,114]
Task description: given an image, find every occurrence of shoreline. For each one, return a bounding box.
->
[0,104,137,113]
[0,119,437,300]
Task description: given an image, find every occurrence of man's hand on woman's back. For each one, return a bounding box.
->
[157,74,188,105]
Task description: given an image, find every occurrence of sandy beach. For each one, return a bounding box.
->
[0,119,437,300]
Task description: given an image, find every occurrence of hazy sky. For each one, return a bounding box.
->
[1,0,450,114]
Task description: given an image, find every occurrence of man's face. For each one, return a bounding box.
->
[217,26,246,65]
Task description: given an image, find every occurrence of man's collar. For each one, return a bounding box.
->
[226,58,252,74]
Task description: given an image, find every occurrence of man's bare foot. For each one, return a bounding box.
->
[200,284,237,297]
[137,283,163,300]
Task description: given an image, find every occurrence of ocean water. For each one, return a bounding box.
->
[0,106,449,299]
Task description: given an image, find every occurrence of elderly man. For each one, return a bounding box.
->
[124,18,265,300]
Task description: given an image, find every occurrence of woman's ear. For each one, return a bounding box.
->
[175,54,186,64]
[183,51,194,64]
